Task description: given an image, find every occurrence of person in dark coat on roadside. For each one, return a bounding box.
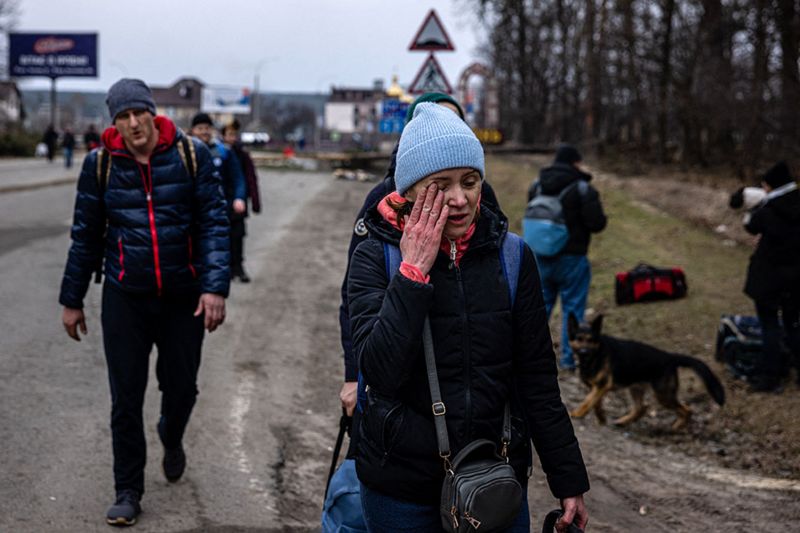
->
[347,103,589,532]
[84,123,101,151]
[222,121,262,283]
[59,79,230,526]
[743,161,800,392]
[62,127,76,168]
[43,124,58,162]
[527,145,607,370]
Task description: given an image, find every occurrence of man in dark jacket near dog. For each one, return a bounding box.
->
[743,161,800,393]
[528,145,607,370]
[59,79,230,526]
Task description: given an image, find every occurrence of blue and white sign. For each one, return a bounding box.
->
[9,33,98,78]
[201,86,252,114]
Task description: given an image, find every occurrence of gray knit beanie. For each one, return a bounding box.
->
[395,103,484,196]
[106,78,156,121]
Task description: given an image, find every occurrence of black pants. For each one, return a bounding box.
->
[754,290,800,379]
[230,217,246,273]
[101,283,205,495]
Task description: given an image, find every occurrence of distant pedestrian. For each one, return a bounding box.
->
[59,78,230,526]
[190,113,247,282]
[62,127,76,168]
[222,121,261,283]
[742,161,800,393]
[527,144,607,370]
[42,124,58,162]
[84,123,101,151]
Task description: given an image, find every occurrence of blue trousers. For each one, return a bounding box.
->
[361,483,530,532]
[536,254,591,368]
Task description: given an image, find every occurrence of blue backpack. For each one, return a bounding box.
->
[322,232,525,533]
[523,180,587,257]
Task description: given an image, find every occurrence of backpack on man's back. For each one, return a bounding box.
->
[523,180,588,257]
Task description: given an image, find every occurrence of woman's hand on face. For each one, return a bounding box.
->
[399,183,449,276]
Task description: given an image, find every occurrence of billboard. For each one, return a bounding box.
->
[201,86,251,114]
[9,33,98,77]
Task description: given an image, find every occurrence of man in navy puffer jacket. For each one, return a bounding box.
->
[59,79,230,527]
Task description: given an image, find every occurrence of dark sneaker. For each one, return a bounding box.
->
[157,421,186,483]
[106,490,141,527]
[163,444,186,482]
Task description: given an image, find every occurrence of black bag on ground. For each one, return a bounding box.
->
[615,263,687,305]
[715,315,764,380]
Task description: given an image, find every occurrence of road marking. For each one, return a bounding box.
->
[701,467,800,492]
[229,371,268,494]
[672,461,800,492]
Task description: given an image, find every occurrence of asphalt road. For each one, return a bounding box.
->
[0,159,797,532]
[0,165,346,532]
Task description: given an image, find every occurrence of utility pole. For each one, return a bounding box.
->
[49,76,57,127]
[252,72,260,128]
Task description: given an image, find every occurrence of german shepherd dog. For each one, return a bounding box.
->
[567,314,725,430]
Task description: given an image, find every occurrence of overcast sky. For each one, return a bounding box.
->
[14,0,486,93]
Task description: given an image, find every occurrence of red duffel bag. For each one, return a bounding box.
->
[615,263,687,305]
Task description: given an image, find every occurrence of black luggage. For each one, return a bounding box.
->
[715,315,763,380]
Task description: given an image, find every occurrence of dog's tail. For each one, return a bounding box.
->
[674,355,726,406]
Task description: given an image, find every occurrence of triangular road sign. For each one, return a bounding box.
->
[409,9,455,51]
[408,53,453,94]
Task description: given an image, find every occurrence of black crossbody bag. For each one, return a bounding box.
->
[421,318,523,532]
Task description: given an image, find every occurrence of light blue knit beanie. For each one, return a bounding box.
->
[395,103,484,196]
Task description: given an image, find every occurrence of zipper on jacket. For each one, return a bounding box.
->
[117,236,125,282]
[187,236,197,278]
[454,264,473,441]
[448,239,457,269]
[137,161,163,295]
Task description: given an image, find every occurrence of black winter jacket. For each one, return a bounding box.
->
[59,117,230,308]
[744,185,800,301]
[527,163,607,256]
[347,200,590,505]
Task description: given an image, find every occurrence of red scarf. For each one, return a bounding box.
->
[377,192,478,267]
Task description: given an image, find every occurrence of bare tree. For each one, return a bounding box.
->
[0,0,20,80]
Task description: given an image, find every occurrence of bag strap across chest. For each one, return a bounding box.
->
[382,233,522,465]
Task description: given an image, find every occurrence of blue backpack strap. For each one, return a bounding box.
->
[382,241,402,279]
[357,242,402,413]
[500,232,524,307]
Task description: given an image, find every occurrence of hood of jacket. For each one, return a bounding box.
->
[539,162,591,195]
[101,115,179,155]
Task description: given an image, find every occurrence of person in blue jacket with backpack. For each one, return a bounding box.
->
[347,103,589,532]
[59,79,230,526]
[190,113,247,281]
[527,145,607,370]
